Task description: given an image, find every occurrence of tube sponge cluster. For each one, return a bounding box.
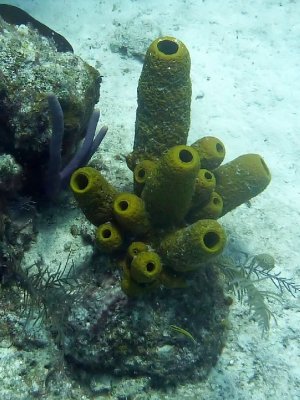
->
[70,36,271,297]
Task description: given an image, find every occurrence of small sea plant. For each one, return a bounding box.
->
[1,248,80,346]
[218,253,300,334]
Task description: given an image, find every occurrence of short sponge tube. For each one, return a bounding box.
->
[95,222,123,253]
[191,136,226,170]
[133,159,157,195]
[159,219,227,272]
[70,166,117,226]
[126,241,149,265]
[190,168,216,209]
[130,251,162,283]
[187,191,223,222]
[113,192,151,234]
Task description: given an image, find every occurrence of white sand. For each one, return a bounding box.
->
[1,0,300,398]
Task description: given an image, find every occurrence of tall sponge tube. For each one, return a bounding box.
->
[126,36,192,170]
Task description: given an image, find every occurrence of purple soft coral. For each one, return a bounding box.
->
[45,93,108,199]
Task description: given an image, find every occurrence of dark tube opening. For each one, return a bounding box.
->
[102,229,112,239]
[138,168,146,179]
[203,231,219,248]
[119,200,129,211]
[179,149,193,163]
[204,171,213,180]
[146,262,155,272]
[75,173,89,190]
[213,196,220,205]
[157,39,179,55]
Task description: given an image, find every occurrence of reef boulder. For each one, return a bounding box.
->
[63,264,229,386]
[0,16,101,193]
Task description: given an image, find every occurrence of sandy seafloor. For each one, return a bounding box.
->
[1,0,300,399]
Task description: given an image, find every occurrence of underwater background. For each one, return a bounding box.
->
[0,0,299,399]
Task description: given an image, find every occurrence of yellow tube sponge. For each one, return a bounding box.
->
[187,191,223,222]
[113,192,150,234]
[191,168,216,209]
[133,159,157,196]
[159,219,226,272]
[142,145,200,227]
[191,136,225,170]
[127,36,192,170]
[130,251,162,283]
[126,241,149,264]
[214,153,271,216]
[95,222,123,253]
[70,167,117,226]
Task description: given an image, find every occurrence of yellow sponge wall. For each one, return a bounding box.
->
[142,145,200,227]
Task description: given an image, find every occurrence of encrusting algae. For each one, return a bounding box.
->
[70,36,271,296]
